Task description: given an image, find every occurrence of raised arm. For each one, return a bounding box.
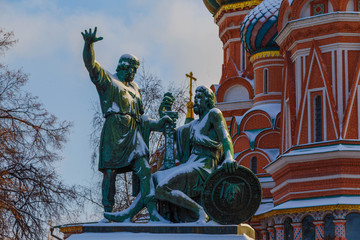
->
[81,27,103,80]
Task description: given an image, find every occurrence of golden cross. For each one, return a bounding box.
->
[185,71,197,102]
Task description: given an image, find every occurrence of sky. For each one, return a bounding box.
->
[0,0,222,188]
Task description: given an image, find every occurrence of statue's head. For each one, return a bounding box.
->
[194,86,215,115]
[116,54,140,82]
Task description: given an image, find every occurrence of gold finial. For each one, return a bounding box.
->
[185,72,197,120]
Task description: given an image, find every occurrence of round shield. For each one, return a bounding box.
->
[201,165,262,225]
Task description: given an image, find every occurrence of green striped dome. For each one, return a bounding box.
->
[203,0,248,15]
[240,0,281,54]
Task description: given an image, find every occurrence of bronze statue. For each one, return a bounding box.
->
[81,27,171,222]
[153,86,238,222]
[81,27,261,224]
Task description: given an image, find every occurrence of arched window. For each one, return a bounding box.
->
[224,85,249,102]
[226,47,230,62]
[314,95,322,142]
[263,68,269,94]
[241,43,246,71]
[324,214,335,239]
[284,218,294,240]
[250,156,257,174]
[346,213,360,239]
[302,215,315,240]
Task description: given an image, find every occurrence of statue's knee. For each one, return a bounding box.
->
[142,165,151,176]
[134,158,151,181]
[144,194,156,204]
[155,186,163,196]
[155,185,170,197]
[138,170,151,183]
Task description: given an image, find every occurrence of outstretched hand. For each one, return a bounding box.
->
[81,27,103,44]
[221,159,238,174]
[160,115,174,126]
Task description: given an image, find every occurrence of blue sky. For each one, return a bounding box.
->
[0,0,222,187]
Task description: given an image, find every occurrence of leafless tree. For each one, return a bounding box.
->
[137,62,187,155]
[0,29,75,240]
[0,29,16,55]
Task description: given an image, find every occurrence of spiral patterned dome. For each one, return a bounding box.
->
[203,0,248,15]
[240,0,282,55]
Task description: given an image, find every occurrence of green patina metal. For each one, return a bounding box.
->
[158,93,178,170]
[153,86,246,223]
[82,27,172,222]
[81,27,261,225]
[202,166,262,224]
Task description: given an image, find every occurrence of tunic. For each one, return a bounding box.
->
[91,63,149,173]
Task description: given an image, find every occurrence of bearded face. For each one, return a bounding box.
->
[124,65,137,82]
[194,91,207,115]
[116,59,138,82]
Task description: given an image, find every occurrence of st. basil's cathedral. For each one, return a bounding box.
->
[202,0,360,239]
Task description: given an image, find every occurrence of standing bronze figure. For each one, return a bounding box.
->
[81,27,171,222]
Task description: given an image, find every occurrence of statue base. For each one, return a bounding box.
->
[58,222,255,240]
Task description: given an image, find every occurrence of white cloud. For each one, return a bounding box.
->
[1,0,222,86]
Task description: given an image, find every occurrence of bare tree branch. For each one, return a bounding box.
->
[0,28,75,240]
[0,29,17,55]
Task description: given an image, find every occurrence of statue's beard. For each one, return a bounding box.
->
[194,105,199,115]
[125,73,134,82]
[194,103,204,115]
[116,71,134,82]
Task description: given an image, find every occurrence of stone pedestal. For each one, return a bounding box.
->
[58,222,255,240]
